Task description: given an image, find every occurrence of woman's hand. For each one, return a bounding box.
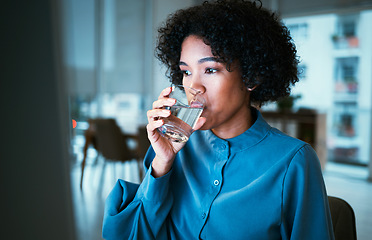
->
[146,87,205,178]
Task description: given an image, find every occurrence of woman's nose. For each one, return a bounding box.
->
[189,77,206,94]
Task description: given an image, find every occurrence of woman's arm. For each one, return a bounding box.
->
[102,88,179,239]
[280,144,335,240]
[102,148,174,239]
[102,87,205,239]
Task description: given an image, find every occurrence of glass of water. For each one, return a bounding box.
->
[158,85,205,143]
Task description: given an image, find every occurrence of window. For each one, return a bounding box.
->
[333,102,357,137]
[287,23,308,40]
[334,57,359,94]
[337,15,358,37]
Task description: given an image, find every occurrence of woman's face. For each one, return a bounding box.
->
[179,35,252,138]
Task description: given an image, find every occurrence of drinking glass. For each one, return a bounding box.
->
[158,85,205,142]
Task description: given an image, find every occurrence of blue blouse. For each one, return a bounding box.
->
[102,109,334,239]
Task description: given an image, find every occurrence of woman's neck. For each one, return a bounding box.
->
[211,106,254,139]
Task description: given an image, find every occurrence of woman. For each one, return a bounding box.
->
[102,1,334,239]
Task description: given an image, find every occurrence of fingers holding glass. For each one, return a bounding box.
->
[157,85,205,143]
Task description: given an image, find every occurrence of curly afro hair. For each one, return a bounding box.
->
[156,0,299,106]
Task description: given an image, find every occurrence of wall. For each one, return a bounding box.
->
[1,1,76,239]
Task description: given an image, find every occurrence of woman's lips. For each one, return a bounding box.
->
[190,101,204,108]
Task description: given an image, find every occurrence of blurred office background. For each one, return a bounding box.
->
[2,0,372,239]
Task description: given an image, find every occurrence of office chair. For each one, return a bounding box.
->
[328,196,357,240]
[80,118,142,189]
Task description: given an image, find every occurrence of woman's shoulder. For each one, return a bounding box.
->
[262,125,316,159]
[251,109,309,153]
[266,126,321,167]
[269,126,307,146]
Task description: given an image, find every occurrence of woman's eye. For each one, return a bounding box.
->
[205,68,217,74]
[182,70,191,76]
